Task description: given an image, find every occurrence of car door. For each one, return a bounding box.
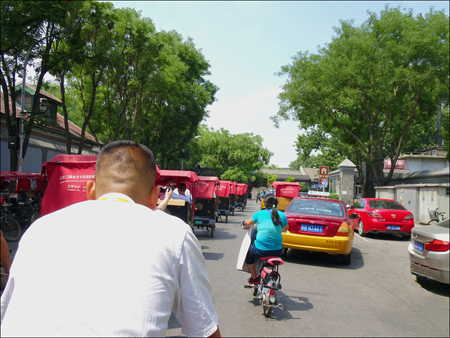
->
[348,199,366,228]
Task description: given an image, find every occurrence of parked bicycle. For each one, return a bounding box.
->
[427,208,446,224]
[427,207,447,225]
[1,203,22,242]
[244,256,284,317]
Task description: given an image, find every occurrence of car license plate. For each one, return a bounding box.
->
[195,221,203,224]
[301,224,323,233]
[414,240,424,252]
[387,225,400,230]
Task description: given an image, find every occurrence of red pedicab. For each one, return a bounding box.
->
[217,180,234,223]
[269,181,302,211]
[235,183,248,212]
[228,181,237,216]
[193,176,220,238]
[40,154,161,217]
[155,170,198,231]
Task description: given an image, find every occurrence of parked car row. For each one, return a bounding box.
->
[279,194,449,285]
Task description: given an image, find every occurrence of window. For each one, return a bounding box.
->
[287,199,344,217]
[353,200,366,209]
[369,200,405,210]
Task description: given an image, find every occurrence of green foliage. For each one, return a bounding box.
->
[2,0,218,165]
[267,174,277,187]
[441,106,450,161]
[193,125,273,183]
[285,176,295,182]
[263,164,281,169]
[329,193,340,200]
[274,5,449,191]
[299,183,309,192]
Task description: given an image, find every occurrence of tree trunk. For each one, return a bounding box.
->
[60,70,72,154]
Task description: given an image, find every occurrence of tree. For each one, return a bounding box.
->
[1,0,75,169]
[193,125,273,183]
[274,5,449,196]
[285,176,295,182]
[267,174,277,187]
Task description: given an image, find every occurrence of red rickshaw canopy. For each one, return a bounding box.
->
[270,181,302,199]
[218,180,233,197]
[235,183,248,196]
[196,176,220,199]
[40,154,161,217]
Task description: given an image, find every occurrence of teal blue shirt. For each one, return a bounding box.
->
[252,209,288,251]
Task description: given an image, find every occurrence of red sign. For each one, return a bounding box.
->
[384,159,406,170]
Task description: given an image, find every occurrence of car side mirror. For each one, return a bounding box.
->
[349,213,358,219]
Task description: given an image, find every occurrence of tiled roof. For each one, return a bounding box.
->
[1,91,97,143]
[14,82,62,104]
[0,92,21,117]
[260,168,314,181]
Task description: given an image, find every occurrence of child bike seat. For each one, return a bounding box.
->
[259,257,284,266]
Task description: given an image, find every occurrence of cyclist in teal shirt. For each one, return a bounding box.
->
[241,194,288,284]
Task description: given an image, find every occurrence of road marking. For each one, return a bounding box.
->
[355,233,372,242]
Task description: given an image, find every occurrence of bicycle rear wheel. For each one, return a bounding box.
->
[1,216,22,242]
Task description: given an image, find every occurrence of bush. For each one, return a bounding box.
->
[329,193,339,200]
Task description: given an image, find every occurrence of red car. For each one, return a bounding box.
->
[348,198,414,238]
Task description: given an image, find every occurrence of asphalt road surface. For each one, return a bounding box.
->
[167,200,449,337]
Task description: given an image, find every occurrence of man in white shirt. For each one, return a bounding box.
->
[172,182,192,204]
[0,140,220,337]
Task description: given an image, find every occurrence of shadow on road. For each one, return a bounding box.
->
[414,276,450,297]
[195,227,237,240]
[202,252,224,261]
[247,292,313,321]
[283,247,364,270]
[362,232,411,241]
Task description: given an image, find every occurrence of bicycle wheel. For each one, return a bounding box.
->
[262,293,272,317]
[1,216,22,242]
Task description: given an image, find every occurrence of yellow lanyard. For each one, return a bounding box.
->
[98,197,129,202]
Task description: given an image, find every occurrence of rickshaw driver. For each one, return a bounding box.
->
[1,140,221,337]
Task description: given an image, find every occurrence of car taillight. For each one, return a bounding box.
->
[404,214,414,220]
[336,222,351,237]
[425,239,450,252]
[367,212,382,218]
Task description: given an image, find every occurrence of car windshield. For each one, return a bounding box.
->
[287,199,344,217]
[438,219,449,229]
[368,200,405,210]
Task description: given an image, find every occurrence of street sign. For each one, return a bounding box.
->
[314,184,321,188]
[321,180,328,187]
[319,166,329,179]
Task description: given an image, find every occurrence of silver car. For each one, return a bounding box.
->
[408,219,449,284]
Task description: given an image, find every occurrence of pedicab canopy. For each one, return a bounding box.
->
[235,183,248,196]
[196,176,220,199]
[218,180,233,197]
[1,171,46,192]
[270,182,302,199]
[40,154,161,217]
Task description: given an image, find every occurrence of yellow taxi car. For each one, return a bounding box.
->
[281,197,354,265]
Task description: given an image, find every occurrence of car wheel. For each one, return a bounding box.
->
[341,253,351,265]
[358,219,367,237]
[280,247,288,258]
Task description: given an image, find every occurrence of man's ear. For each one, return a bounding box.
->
[86,180,96,200]
[147,186,160,210]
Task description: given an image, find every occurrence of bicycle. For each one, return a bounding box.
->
[427,207,447,225]
[244,256,284,317]
[1,203,22,242]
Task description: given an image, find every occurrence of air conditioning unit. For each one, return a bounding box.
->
[39,98,48,112]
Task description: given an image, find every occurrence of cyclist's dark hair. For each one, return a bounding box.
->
[264,194,281,226]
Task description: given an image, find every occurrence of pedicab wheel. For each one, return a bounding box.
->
[225,215,228,223]
[2,216,22,242]
[211,225,216,238]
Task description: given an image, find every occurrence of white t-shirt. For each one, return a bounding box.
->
[1,193,218,337]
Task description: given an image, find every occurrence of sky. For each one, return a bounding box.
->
[94,2,449,167]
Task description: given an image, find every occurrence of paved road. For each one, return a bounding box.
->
[167,200,449,337]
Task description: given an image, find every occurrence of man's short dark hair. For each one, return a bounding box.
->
[96,140,157,188]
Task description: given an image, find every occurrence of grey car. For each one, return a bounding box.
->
[408,219,449,284]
